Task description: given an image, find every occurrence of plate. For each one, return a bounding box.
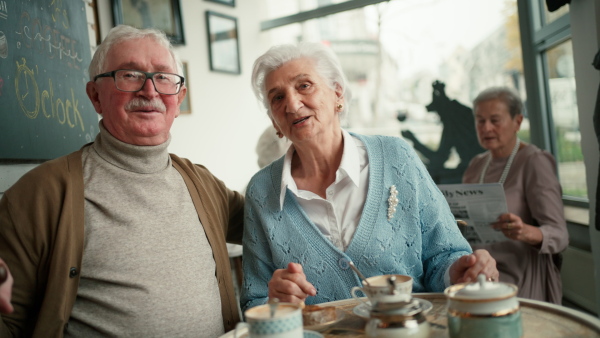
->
[219,328,323,338]
[303,308,345,332]
[303,330,325,338]
[352,298,433,319]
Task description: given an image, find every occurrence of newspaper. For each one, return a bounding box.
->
[437,183,508,245]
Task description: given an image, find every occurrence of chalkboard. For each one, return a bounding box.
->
[0,0,98,160]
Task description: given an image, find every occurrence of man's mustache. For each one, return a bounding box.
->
[125,98,166,112]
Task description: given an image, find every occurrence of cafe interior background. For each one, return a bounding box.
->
[1,0,599,318]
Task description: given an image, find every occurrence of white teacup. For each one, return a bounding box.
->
[351,274,413,305]
[235,302,303,338]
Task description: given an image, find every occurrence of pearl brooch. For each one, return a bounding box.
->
[387,185,399,220]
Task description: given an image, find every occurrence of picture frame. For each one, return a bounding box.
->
[91,0,102,45]
[205,11,241,75]
[180,62,191,114]
[112,0,185,45]
[205,0,235,7]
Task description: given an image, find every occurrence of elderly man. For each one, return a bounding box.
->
[0,25,244,337]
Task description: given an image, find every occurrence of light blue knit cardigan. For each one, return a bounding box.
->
[240,133,471,311]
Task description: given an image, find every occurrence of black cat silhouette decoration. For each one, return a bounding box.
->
[400,80,484,184]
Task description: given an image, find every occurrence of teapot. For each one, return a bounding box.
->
[365,295,430,338]
[444,274,523,338]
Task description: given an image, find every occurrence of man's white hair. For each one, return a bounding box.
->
[88,25,183,80]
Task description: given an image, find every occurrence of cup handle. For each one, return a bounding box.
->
[351,286,370,306]
[366,318,381,337]
[234,322,249,338]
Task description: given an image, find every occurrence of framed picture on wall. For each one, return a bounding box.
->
[180,62,191,114]
[205,11,240,74]
[205,0,235,7]
[112,0,185,45]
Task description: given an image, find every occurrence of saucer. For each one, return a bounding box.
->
[220,328,323,338]
[303,308,345,332]
[352,298,433,319]
[304,330,324,338]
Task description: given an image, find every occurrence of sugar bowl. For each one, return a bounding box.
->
[444,274,523,338]
[365,295,431,338]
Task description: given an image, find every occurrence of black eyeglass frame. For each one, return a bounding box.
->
[93,69,185,95]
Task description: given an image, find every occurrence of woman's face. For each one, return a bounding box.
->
[265,58,343,146]
[474,98,523,156]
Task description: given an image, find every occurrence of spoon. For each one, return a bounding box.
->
[388,275,398,295]
[349,261,370,286]
[268,297,279,318]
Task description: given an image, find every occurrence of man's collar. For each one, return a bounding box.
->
[279,129,361,210]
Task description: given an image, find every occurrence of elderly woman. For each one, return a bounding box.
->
[240,43,497,311]
[462,87,569,304]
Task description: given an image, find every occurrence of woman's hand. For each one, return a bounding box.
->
[268,262,316,304]
[0,258,14,314]
[492,213,543,246]
[449,249,498,284]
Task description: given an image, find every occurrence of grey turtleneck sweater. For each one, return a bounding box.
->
[65,124,224,337]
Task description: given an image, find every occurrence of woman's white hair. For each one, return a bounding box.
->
[251,42,352,119]
[473,86,523,118]
[88,25,183,80]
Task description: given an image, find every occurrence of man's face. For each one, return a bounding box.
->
[86,37,186,146]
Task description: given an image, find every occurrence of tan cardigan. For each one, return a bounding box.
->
[0,147,244,337]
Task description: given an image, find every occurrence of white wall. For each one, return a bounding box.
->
[0,0,273,195]
[95,0,274,191]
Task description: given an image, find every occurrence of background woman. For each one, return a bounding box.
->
[240,42,497,311]
[463,87,569,304]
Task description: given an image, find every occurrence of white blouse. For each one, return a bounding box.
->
[279,129,369,251]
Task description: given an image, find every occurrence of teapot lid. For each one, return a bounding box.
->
[450,274,516,300]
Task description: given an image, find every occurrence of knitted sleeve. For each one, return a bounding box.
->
[384,136,472,291]
[240,167,278,312]
[240,162,361,310]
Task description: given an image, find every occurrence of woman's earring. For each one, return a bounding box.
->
[337,104,343,111]
[276,131,284,138]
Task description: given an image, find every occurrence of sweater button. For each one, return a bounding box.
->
[69,267,78,278]
[338,258,350,270]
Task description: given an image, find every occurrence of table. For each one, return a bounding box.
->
[313,293,600,337]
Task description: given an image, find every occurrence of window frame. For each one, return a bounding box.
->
[518,0,588,208]
[261,0,588,208]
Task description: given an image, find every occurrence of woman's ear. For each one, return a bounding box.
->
[334,83,345,109]
[334,83,344,100]
[515,114,524,130]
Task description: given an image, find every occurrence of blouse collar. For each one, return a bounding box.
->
[279,129,361,210]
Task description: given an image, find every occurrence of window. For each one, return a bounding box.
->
[260,0,524,184]
[262,0,353,21]
[519,0,587,205]
[544,1,569,25]
[547,40,585,198]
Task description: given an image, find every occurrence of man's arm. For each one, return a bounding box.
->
[0,259,13,314]
[0,192,38,338]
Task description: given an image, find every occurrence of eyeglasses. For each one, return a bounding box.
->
[94,69,185,95]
